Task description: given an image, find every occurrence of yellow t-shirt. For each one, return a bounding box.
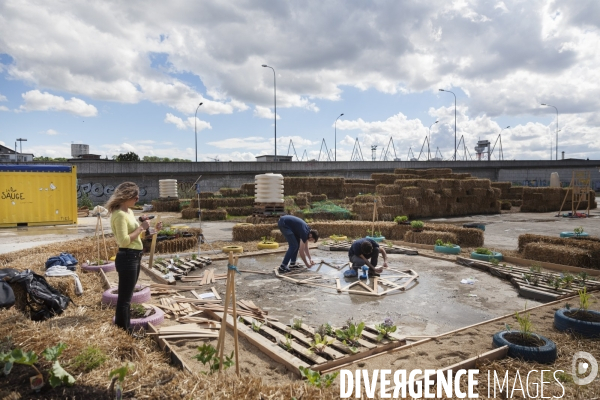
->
[110,209,143,250]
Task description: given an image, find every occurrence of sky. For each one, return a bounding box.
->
[1,0,599,162]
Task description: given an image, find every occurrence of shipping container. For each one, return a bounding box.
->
[0,165,78,227]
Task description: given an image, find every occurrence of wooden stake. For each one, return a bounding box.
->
[231,255,240,376]
[98,215,109,261]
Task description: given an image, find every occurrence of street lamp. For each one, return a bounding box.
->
[262,64,277,161]
[335,113,344,161]
[194,102,203,162]
[439,89,457,161]
[541,103,558,160]
[427,120,438,161]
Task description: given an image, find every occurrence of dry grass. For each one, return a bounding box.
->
[404,230,457,245]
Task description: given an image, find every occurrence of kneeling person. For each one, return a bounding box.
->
[345,238,388,278]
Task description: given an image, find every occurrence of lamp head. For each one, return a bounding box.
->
[341,113,344,116]
[435,120,439,123]
[262,64,268,67]
[439,89,444,92]
[506,126,510,129]
[541,103,546,106]
[199,102,203,106]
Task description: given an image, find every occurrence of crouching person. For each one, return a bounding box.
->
[277,215,319,273]
[344,238,388,278]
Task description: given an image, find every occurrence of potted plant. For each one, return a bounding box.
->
[560,226,589,238]
[554,288,600,338]
[470,247,503,262]
[434,239,461,255]
[410,220,424,232]
[81,258,116,273]
[257,236,279,250]
[374,318,397,341]
[492,307,557,363]
[329,234,348,242]
[366,229,385,242]
[394,215,410,225]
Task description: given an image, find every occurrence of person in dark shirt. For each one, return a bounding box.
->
[277,215,319,273]
[344,238,388,278]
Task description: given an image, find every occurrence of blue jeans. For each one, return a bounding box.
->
[350,252,378,270]
[114,249,143,332]
[278,219,299,267]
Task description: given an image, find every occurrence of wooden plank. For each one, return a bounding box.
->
[504,255,600,276]
[147,322,193,373]
[336,278,341,292]
[211,287,221,300]
[140,262,175,285]
[158,334,218,340]
[267,321,345,360]
[98,268,111,290]
[517,286,562,302]
[206,310,308,376]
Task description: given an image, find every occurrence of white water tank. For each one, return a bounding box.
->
[550,172,560,188]
[255,173,284,203]
[159,179,178,198]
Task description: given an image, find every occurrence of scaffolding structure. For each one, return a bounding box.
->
[557,171,592,217]
[350,138,365,161]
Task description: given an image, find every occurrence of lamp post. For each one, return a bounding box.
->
[427,120,438,161]
[262,64,277,161]
[16,138,27,163]
[439,89,457,161]
[541,103,558,160]
[194,102,203,162]
[335,113,344,162]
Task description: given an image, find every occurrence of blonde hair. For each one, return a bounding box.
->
[105,182,139,212]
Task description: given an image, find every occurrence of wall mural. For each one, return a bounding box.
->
[77,182,148,198]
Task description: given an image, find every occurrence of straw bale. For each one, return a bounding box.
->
[343,183,378,197]
[233,223,278,241]
[414,179,438,190]
[380,195,403,205]
[522,243,592,269]
[393,174,420,179]
[181,207,198,219]
[155,236,198,254]
[393,179,419,188]
[393,168,416,175]
[441,188,453,197]
[310,194,328,202]
[491,182,511,191]
[213,197,255,208]
[492,187,502,197]
[269,230,286,243]
[200,191,216,198]
[345,179,376,184]
[353,194,381,204]
[472,188,489,197]
[423,168,453,177]
[403,197,419,208]
[510,199,523,206]
[371,173,400,184]
[240,183,255,196]
[423,223,484,247]
[500,200,512,210]
[151,199,181,212]
[404,230,457,245]
[508,187,524,195]
[226,206,254,216]
[518,233,600,252]
[201,208,227,221]
[450,173,473,179]
[437,179,463,189]
[375,184,400,196]
[218,188,244,197]
[401,187,422,197]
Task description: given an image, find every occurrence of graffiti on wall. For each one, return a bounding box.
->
[77,182,148,198]
[511,180,600,190]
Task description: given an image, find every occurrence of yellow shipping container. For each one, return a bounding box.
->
[0,165,78,227]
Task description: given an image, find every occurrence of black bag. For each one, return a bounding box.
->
[0,282,15,309]
[9,269,72,321]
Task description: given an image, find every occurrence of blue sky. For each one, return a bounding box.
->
[1,0,599,161]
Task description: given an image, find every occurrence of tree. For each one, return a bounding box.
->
[115,152,140,162]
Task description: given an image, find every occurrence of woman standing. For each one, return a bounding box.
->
[105,182,161,334]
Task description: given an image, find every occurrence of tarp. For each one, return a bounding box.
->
[0,165,72,172]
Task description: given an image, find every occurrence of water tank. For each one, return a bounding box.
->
[71,144,89,158]
[255,173,284,203]
[159,179,178,198]
[550,172,560,188]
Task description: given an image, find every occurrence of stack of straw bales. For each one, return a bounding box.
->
[518,234,600,269]
[284,177,346,199]
[181,208,227,220]
[521,187,597,212]
[151,199,181,212]
[403,231,457,245]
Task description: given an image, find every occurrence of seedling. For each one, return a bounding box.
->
[335,318,365,347]
[291,317,303,330]
[193,343,234,374]
[562,273,575,288]
[70,345,106,372]
[316,323,334,337]
[0,348,41,377]
[574,226,584,236]
[42,343,75,389]
[299,366,339,389]
[410,220,424,230]
[515,307,533,339]
[552,277,562,290]
[260,236,276,243]
[489,257,500,266]
[109,362,134,399]
[308,333,334,355]
[375,318,397,342]
[474,247,492,255]
[394,215,408,224]
[251,321,262,332]
[530,263,542,274]
[191,254,197,260]
[578,287,590,311]
[279,334,293,352]
[564,303,572,310]
[577,272,589,286]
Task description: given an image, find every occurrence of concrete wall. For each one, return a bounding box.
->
[16,160,599,204]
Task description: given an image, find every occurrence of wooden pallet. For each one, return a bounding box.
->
[318,240,419,255]
[457,256,600,302]
[206,310,406,376]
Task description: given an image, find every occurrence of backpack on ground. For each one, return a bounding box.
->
[9,269,72,321]
[0,269,19,310]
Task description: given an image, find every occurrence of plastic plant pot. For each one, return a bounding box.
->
[222,245,243,253]
[366,236,385,243]
[81,261,116,273]
[257,242,279,250]
[434,244,461,254]
[560,232,589,238]
[554,308,600,338]
[101,285,151,306]
[470,251,503,261]
[492,330,557,364]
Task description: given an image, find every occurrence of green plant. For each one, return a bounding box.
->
[410,220,424,230]
[70,346,107,372]
[574,226,584,236]
[335,318,365,347]
[394,215,408,223]
[130,303,147,317]
[1,348,41,377]
[554,371,574,383]
[292,317,303,330]
[489,257,500,266]
[42,343,75,388]
[515,309,533,338]
[551,277,562,290]
[435,239,444,246]
[191,254,197,260]
[260,236,276,243]
[562,273,575,288]
[316,323,334,337]
[375,318,397,341]
[193,343,234,374]
[474,247,492,255]
[577,272,589,285]
[564,303,572,310]
[109,362,134,398]
[530,263,542,274]
[578,287,590,311]
[252,321,263,332]
[366,229,382,237]
[279,334,293,352]
[78,192,93,208]
[308,333,334,355]
[299,366,339,388]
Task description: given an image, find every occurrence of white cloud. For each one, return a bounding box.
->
[20,90,97,116]
[164,113,187,130]
[207,136,271,150]
[253,106,280,120]
[0,106,8,112]
[164,113,212,130]
[41,129,58,135]
[0,94,6,101]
